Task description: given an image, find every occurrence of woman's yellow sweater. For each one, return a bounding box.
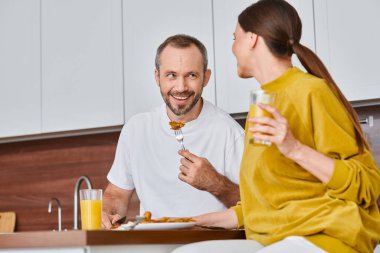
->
[232,67,380,253]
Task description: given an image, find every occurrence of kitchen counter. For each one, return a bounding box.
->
[0,227,245,250]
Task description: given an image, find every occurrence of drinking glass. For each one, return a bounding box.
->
[247,89,276,146]
[80,189,102,230]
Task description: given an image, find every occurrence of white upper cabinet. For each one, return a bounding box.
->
[122,0,215,120]
[289,0,316,68]
[2,0,380,140]
[0,0,41,138]
[314,0,380,101]
[213,0,315,114]
[41,0,124,133]
[213,0,258,115]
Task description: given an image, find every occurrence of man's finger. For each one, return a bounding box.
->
[102,220,110,229]
[102,215,112,229]
[179,165,188,175]
[178,172,189,183]
[111,214,122,224]
[180,157,193,168]
[178,149,199,162]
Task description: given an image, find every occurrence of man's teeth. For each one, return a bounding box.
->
[173,95,189,100]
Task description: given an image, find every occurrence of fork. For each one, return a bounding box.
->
[128,215,145,230]
[174,129,185,150]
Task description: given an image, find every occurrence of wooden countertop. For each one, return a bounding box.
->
[0,227,246,248]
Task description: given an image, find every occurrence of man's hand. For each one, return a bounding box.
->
[178,150,240,207]
[101,183,134,229]
[102,211,122,229]
[178,150,221,191]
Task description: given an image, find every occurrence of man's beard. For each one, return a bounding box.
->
[161,90,202,117]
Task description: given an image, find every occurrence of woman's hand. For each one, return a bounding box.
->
[248,103,301,159]
[192,209,238,229]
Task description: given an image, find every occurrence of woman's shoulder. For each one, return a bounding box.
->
[295,69,329,90]
[287,69,335,99]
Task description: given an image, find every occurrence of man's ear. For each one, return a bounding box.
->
[203,69,212,87]
[155,69,160,87]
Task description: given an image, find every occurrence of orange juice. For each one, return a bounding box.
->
[247,104,273,145]
[80,199,102,230]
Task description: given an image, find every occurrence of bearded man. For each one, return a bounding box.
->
[102,34,244,229]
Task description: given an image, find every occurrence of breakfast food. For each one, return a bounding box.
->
[169,121,185,130]
[140,211,194,223]
[143,211,152,221]
[140,216,194,223]
[110,211,194,229]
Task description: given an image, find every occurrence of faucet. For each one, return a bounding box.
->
[48,197,62,231]
[73,175,93,230]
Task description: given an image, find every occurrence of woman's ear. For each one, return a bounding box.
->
[249,32,259,49]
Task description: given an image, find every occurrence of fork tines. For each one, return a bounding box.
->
[173,128,185,150]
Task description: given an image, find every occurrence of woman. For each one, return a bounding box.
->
[172,0,380,252]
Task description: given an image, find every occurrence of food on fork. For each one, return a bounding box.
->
[169,121,185,130]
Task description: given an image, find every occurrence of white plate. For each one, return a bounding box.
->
[119,222,196,230]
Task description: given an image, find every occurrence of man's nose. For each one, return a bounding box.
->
[175,77,188,92]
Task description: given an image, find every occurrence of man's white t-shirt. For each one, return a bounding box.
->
[107,100,244,218]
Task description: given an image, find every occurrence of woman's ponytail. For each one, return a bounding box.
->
[293,43,369,153]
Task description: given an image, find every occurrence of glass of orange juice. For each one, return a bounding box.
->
[247,89,276,146]
[79,189,102,230]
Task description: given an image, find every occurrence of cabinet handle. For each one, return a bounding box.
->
[359,115,374,127]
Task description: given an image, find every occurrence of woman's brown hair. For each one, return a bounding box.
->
[238,0,369,153]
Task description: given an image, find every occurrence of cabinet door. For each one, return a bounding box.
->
[41,0,124,133]
[213,0,315,114]
[123,0,215,120]
[0,0,41,138]
[314,0,380,101]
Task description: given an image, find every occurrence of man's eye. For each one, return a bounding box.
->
[167,73,176,78]
[188,73,197,79]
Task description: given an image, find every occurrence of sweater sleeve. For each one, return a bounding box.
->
[231,201,244,228]
[326,151,380,208]
[309,86,380,208]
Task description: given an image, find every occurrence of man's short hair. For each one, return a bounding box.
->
[155,34,208,72]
